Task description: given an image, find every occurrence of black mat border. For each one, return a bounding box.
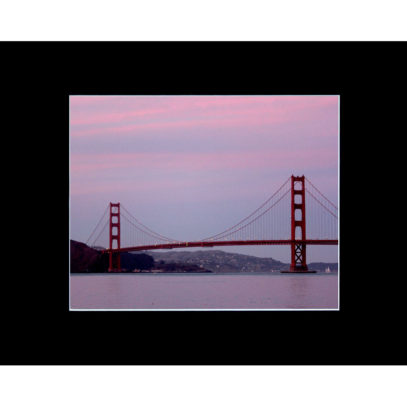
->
[1,41,405,365]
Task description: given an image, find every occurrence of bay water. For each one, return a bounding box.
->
[70,272,338,310]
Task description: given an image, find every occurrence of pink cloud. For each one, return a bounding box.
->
[70,107,169,126]
[70,173,203,196]
[70,95,338,138]
[71,148,337,175]
[71,108,337,139]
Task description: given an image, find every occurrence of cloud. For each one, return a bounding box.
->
[71,148,337,175]
[70,95,338,138]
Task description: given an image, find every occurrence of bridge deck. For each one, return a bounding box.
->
[101,239,338,253]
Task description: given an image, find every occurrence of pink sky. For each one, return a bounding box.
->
[70,95,339,262]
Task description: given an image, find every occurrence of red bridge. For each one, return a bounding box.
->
[86,175,338,272]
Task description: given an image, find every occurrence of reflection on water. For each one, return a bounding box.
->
[70,273,338,310]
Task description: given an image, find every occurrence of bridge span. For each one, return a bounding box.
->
[87,175,338,272]
[101,239,338,254]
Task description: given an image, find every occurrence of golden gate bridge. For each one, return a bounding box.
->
[86,175,338,272]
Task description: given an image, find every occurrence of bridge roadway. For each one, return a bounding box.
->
[101,239,338,253]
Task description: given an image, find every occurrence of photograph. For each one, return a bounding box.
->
[69,95,339,310]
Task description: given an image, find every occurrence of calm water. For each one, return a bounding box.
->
[70,273,338,310]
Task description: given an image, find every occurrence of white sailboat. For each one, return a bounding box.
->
[325,266,331,273]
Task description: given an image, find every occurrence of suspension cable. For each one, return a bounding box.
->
[120,206,179,242]
[89,218,109,248]
[121,212,168,242]
[305,177,338,210]
[202,176,291,241]
[306,189,338,219]
[205,187,291,240]
[85,204,109,245]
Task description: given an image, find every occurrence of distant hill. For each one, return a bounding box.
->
[145,250,338,273]
[70,241,338,273]
[146,250,284,273]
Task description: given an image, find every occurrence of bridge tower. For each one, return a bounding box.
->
[290,175,309,272]
[108,202,121,272]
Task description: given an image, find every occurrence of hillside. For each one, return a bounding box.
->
[70,240,155,272]
[70,240,210,273]
[70,241,338,273]
[147,250,283,273]
[145,250,338,273]
[70,240,101,273]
